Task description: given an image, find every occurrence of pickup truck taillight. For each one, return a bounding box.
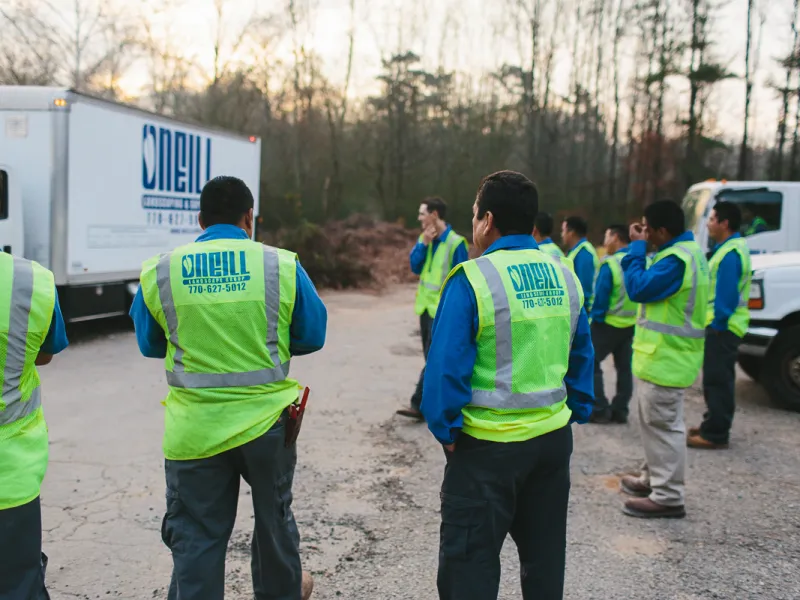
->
[749,279,764,310]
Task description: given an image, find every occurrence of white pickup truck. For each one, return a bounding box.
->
[738,252,800,412]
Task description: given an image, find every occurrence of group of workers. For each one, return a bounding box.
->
[0,169,751,600]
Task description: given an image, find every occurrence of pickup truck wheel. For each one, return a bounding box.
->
[737,355,763,381]
[763,325,800,413]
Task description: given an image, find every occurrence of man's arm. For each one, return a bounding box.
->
[573,249,596,303]
[451,241,469,270]
[409,241,427,275]
[621,241,685,303]
[710,251,743,332]
[129,288,168,359]
[590,263,612,323]
[37,288,69,365]
[421,271,477,446]
[289,261,328,356]
[565,308,595,423]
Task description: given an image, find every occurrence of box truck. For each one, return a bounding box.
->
[0,86,261,322]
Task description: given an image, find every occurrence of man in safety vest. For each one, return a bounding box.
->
[619,200,709,519]
[0,251,68,599]
[130,176,326,600]
[421,171,595,599]
[562,215,599,312]
[396,196,468,421]
[532,211,565,258]
[589,224,635,424]
[688,201,751,450]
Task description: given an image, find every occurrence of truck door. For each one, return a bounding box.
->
[0,167,23,256]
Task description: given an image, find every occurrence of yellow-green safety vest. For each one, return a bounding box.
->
[602,252,637,329]
[538,241,565,259]
[140,238,301,460]
[706,237,751,338]
[0,254,55,510]
[633,240,710,388]
[567,240,600,307]
[415,230,467,317]
[450,249,584,442]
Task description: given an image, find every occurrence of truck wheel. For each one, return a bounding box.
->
[763,325,800,413]
[737,355,763,381]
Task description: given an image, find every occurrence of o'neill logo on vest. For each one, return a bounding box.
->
[507,262,565,309]
[182,251,251,285]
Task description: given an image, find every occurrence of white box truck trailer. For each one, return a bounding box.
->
[0,86,262,322]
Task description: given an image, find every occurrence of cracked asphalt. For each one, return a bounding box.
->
[40,285,800,599]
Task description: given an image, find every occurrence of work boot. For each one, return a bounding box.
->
[687,433,729,450]
[622,497,685,519]
[610,410,628,424]
[589,409,611,424]
[302,571,314,600]
[396,406,424,422]
[620,475,651,498]
[687,425,701,437]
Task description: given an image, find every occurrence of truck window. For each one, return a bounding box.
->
[716,189,783,237]
[0,170,8,220]
[681,188,711,232]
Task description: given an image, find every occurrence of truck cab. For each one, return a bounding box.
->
[738,252,800,412]
[0,165,23,256]
[682,180,800,253]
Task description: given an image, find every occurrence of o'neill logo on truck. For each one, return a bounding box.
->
[141,124,212,213]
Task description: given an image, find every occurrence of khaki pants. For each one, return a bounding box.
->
[634,378,687,507]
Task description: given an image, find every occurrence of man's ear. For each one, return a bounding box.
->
[198,213,206,230]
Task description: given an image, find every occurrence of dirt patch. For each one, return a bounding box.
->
[610,534,667,557]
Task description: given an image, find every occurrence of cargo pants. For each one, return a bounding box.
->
[0,497,51,600]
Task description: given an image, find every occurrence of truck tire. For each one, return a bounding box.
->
[762,325,800,413]
[737,355,763,381]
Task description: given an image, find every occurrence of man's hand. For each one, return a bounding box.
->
[444,443,456,453]
[422,225,437,245]
[629,222,646,242]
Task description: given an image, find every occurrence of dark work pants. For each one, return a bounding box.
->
[410,311,434,410]
[701,328,741,444]
[591,322,634,418]
[163,414,302,600]
[437,426,573,600]
[0,497,51,600]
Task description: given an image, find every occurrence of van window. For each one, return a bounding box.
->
[0,170,8,220]
[682,188,712,233]
[716,188,783,237]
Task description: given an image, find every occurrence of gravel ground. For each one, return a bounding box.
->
[39,285,800,600]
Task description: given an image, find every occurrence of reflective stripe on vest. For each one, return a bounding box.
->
[419,234,460,291]
[156,246,290,389]
[706,237,751,336]
[1,258,42,425]
[468,256,581,410]
[604,255,637,319]
[637,245,705,339]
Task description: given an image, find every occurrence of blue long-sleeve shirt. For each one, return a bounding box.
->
[591,247,629,323]
[409,225,469,275]
[40,289,69,355]
[620,231,698,303]
[568,238,597,312]
[710,233,744,332]
[420,234,596,445]
[130,224,327,359]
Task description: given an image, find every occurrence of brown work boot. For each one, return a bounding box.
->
[395,407,424,422]
[687,433,729,450]
[302,571,314,600]
[622,497,686,519]
[688,425,701,437]
[620,475,652,498]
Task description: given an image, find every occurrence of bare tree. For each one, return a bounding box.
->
[738,0,754,180]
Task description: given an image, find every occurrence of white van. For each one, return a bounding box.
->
[682,180,800,253]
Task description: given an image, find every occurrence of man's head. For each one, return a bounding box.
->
[561,216,588,248]
[532,212,554,242]
[604,224,630,254]
[472,171,539,252]
[418,196,447,230]
[642,199,685,248]
[707,201,742,242]
[199,176,255,236]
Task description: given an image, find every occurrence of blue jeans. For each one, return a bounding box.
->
[162,414,302,600]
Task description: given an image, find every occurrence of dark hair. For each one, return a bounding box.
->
[200,176,255,226]
[423,196,447,220]
[476,171,539,236]
[534,212,554,236]
[712,201,742,232]
[644,199,685,237]
[564,215,588,237]
[606,224,630,244]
